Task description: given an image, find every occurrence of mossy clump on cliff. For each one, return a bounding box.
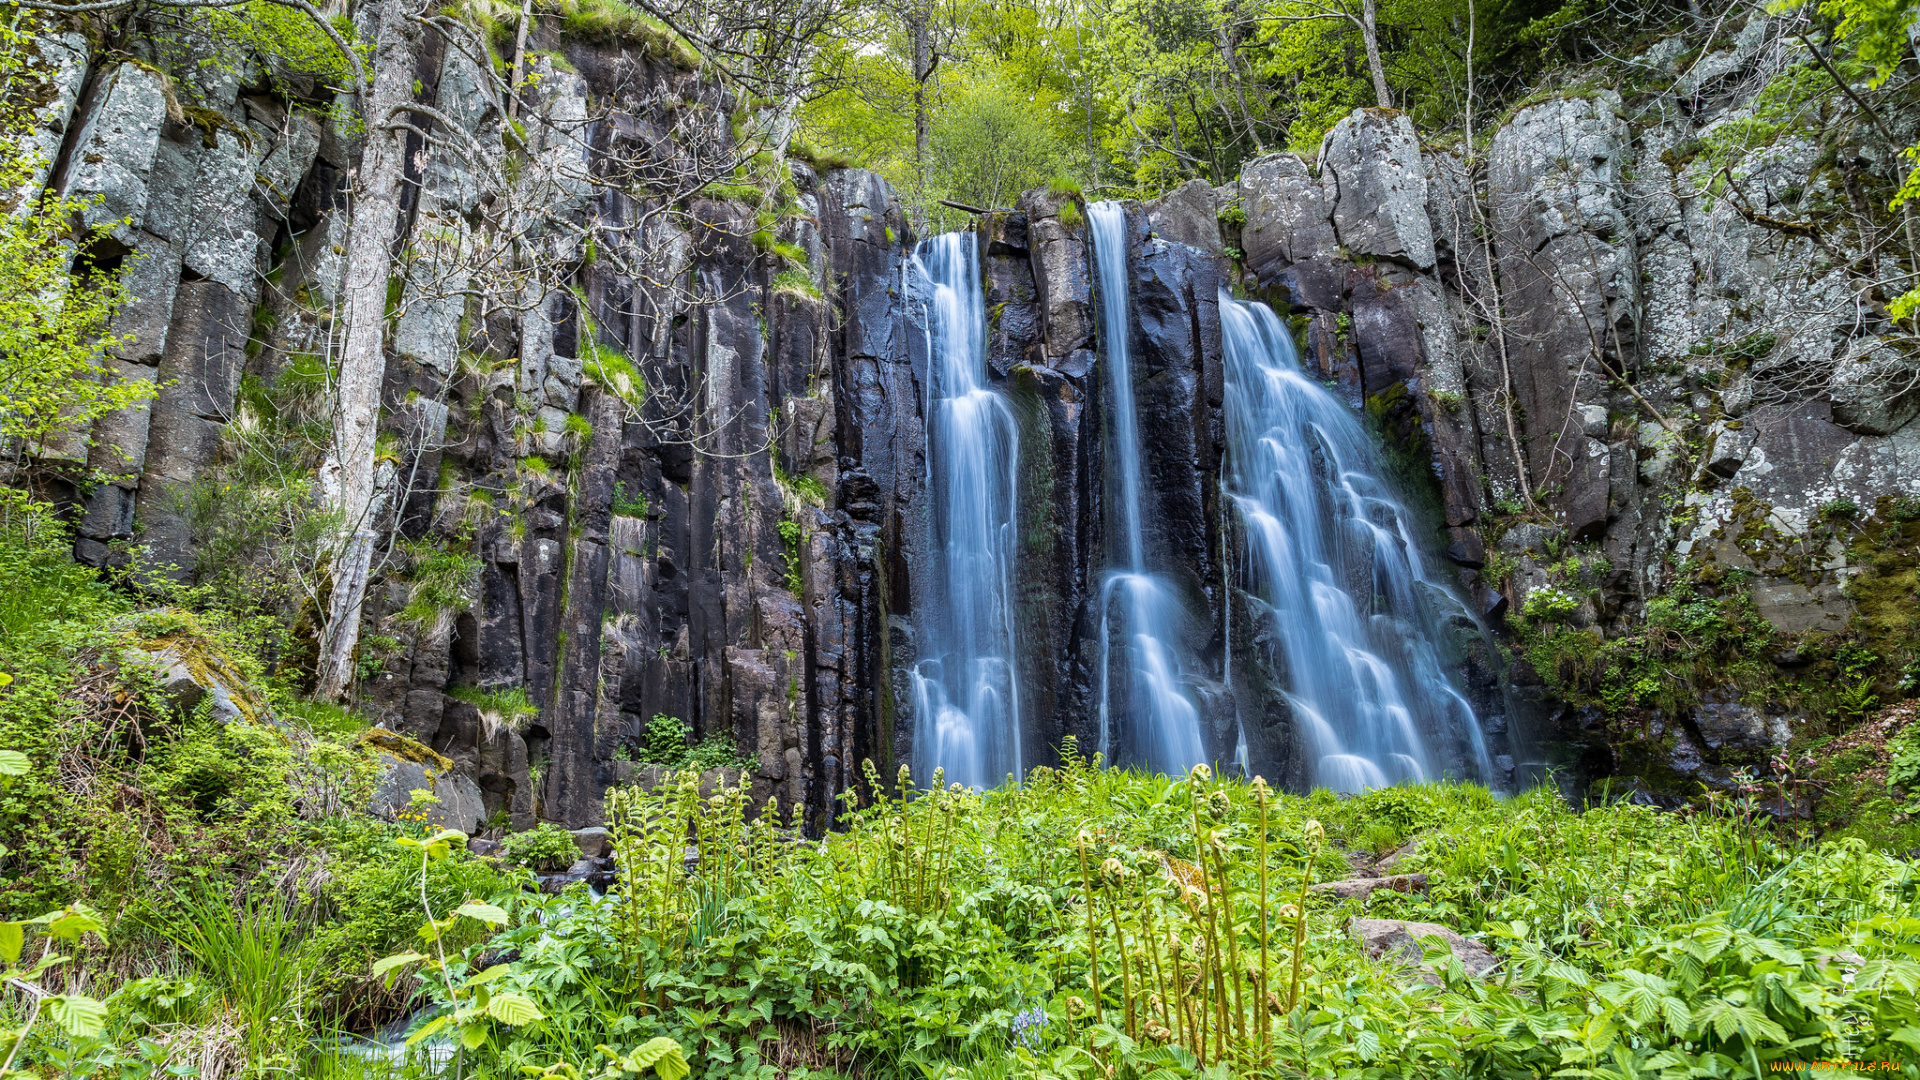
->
[358,727,455,772]
[452,0,700,68]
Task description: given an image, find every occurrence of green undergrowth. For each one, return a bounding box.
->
[303,759,1920,1076]
[1491,494,1920,799]
[9,721,1920,1077]
[628,712,752,771]
[0,496,519,1069]
[8,488,1920,1077]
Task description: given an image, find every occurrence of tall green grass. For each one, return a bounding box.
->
[156,887,319,1063]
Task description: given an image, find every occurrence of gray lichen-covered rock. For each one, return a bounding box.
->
[182,128,267,293]
[128,633,264,724]
[1353,918,1500,981]
[1828,340,1920,436]
[1145,179,1222,254]
[1320,109,1435,270]
[57,63,169,236]
[1238,152,1335,283]
[1488,93,1637,540]
[364,730,489,835]
[14,30,91,204]
[1311,873,1429,900]
[1692,692,1791,755]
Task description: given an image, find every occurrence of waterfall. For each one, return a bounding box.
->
[1087,202,1206,775]
[908,233,1024,790]
[1218,291,1493,792]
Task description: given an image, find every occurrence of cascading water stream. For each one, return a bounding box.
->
[1218,291,1493,792]
[908,233,1024,790]
[1087,202,1206,774]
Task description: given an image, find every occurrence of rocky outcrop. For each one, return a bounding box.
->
[363,730,489,834]
[1222,13,1920,791]
[30,14,922,832]
[1310,873,1430,901]
[1352,918,1500,982]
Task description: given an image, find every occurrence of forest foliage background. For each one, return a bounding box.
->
[801,0,1665,228]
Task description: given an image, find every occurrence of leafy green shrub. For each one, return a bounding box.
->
[641,713,692,765]
[499,822,579,871]
[777,519,805,595]
[637,713,750,771]
[305,820,510,1000]
[1889,728,1920,813]
[683,735,753,771]
[1819,497,1862,521]
[611,481,650,518]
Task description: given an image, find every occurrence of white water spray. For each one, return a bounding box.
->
[908,233,1024,790]
[1218,291,1493,791]
[1087,202,1206,774]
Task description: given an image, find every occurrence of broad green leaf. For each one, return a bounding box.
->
[0,922,22,965]
[464,963,512,988]
[371,951,426,986]
[0,749,28,776]
[45,908,105,946]
[406,1013,454,1046]
[22,953,68,980]
[461,1022,490,1050]
[45,994,107,1038]
[455,902,510,926]
[486,991,544,1026]
[627,1036,690,1080]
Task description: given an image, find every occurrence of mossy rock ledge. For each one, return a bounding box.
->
[360,728,488,834]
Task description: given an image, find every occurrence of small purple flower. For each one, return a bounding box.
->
[1009,1005,1048,1050]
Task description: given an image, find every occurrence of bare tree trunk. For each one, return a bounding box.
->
[314,1,423,702]
[1077,1,1096,188]
[1216,19,1263,152]
[911,1,933,192]
[1359,0,1390,107]
[507,0,532,122]
[1463,0,1475,152]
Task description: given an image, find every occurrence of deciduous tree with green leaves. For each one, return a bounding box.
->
[0,17,154,476]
